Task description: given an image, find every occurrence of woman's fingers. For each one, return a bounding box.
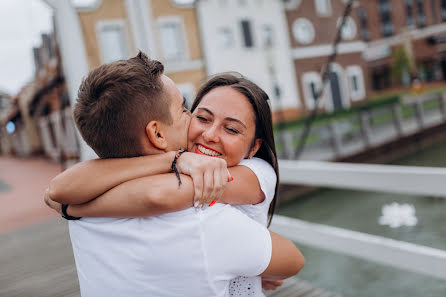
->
[261,279,283,291]
[191,172,204,208]
[201,169,214,205]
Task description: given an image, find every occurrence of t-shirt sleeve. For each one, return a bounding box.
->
[203,206,272,280]
[236,157,277,219]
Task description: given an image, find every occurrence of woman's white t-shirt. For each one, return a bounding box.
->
[229,157,277,297]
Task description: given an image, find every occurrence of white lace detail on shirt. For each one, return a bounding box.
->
[229,276,259,296]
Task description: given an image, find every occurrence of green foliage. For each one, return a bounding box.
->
[391,46,410,86]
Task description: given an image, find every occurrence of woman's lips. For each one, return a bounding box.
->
[194,144,221,157]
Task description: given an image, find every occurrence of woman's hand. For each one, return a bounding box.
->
[176,152,232,207]
[261,278,283,291]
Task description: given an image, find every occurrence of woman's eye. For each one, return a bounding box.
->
[226,127,239,134]
[196,115,208,122]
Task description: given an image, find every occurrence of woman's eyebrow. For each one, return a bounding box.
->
[225,117,247,128]
[197,107,246,128]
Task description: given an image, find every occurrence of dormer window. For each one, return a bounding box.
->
[315,0,332,16]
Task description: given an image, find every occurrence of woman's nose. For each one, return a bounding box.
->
[202,125,219,142]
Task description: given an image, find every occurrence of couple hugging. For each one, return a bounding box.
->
[45,52,305,297]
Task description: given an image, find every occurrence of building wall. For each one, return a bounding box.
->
[149,0,206,105]
[151,0,203,61]
[78,0,135,69]
[284,0,368,114]
[197,0,300,112]
[360,0,446,91]
[285,0,362,46]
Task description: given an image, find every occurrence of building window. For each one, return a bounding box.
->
[378,0,394,37]
[431,0,439,24]
[301,72,323,110]
[282,0,302,10]
[96,20,129,63]
[261,25,274,48]
[442,0,446,22]
[338,16,357,40]
[358,8,370,41]
[346,65,365,101]
[292,18,315,44]
[315,0,331,16]
[177,83,195,109]
[405,0,414,27]
[240,20,254,48]
[416,0,426,28]
[217,28,234,49]
[158,18,187,61]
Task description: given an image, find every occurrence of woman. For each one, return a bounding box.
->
[48,73,283,296]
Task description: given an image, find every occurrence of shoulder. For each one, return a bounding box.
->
[238,158,276,183]
[238,157,277,200]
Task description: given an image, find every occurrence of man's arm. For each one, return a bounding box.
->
[49,152,176,205]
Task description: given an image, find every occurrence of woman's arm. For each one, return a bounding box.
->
[221,165,265,205]
[66,173,195,218]
[61,165,264,219]
[49,152,176,205]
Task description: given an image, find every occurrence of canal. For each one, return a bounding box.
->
[278,140,446,297]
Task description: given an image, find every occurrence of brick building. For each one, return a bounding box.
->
[359,0,446,91]
[283,0,368,114]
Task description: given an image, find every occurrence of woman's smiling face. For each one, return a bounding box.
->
[187,86,260,167]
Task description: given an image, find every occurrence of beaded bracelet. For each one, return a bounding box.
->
[171,148,187,187]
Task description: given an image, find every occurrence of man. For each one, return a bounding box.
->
[46,52,304,297]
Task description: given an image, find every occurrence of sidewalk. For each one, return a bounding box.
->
[0,156,63,233]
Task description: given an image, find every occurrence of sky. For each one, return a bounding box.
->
[0,0,53,95]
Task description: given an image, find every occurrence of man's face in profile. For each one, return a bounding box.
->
[160,75,191,151]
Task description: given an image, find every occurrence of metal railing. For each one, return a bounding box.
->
[271,160,446,280]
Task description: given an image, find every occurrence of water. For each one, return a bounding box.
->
[278,140,446,297]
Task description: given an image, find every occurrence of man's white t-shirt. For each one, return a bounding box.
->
[69,204,272,297]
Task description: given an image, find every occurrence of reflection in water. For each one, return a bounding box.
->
[278,140,446,297]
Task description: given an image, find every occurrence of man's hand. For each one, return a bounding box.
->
[44,187,62,215]
[176,152,232,206]
[262,279,283,291]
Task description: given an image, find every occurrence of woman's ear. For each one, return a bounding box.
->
[247,138,262,159]
[145,121,168,151]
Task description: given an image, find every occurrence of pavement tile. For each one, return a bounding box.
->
[0,156,64,233]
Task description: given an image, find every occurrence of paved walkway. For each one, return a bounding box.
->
[0,156,62,233]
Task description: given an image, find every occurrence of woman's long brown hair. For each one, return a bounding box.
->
[191,73,279,226]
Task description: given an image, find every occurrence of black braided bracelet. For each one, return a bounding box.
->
[61,204,82,220]
[171,148,187,187]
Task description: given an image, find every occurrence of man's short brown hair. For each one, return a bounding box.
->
[73,52,172,158]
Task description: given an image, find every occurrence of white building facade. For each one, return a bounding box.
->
[196,0,301,115]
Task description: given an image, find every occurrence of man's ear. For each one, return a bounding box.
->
[247,138,262,159]
[145,121,168,151]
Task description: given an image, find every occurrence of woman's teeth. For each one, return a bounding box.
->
[197,145,220,156]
